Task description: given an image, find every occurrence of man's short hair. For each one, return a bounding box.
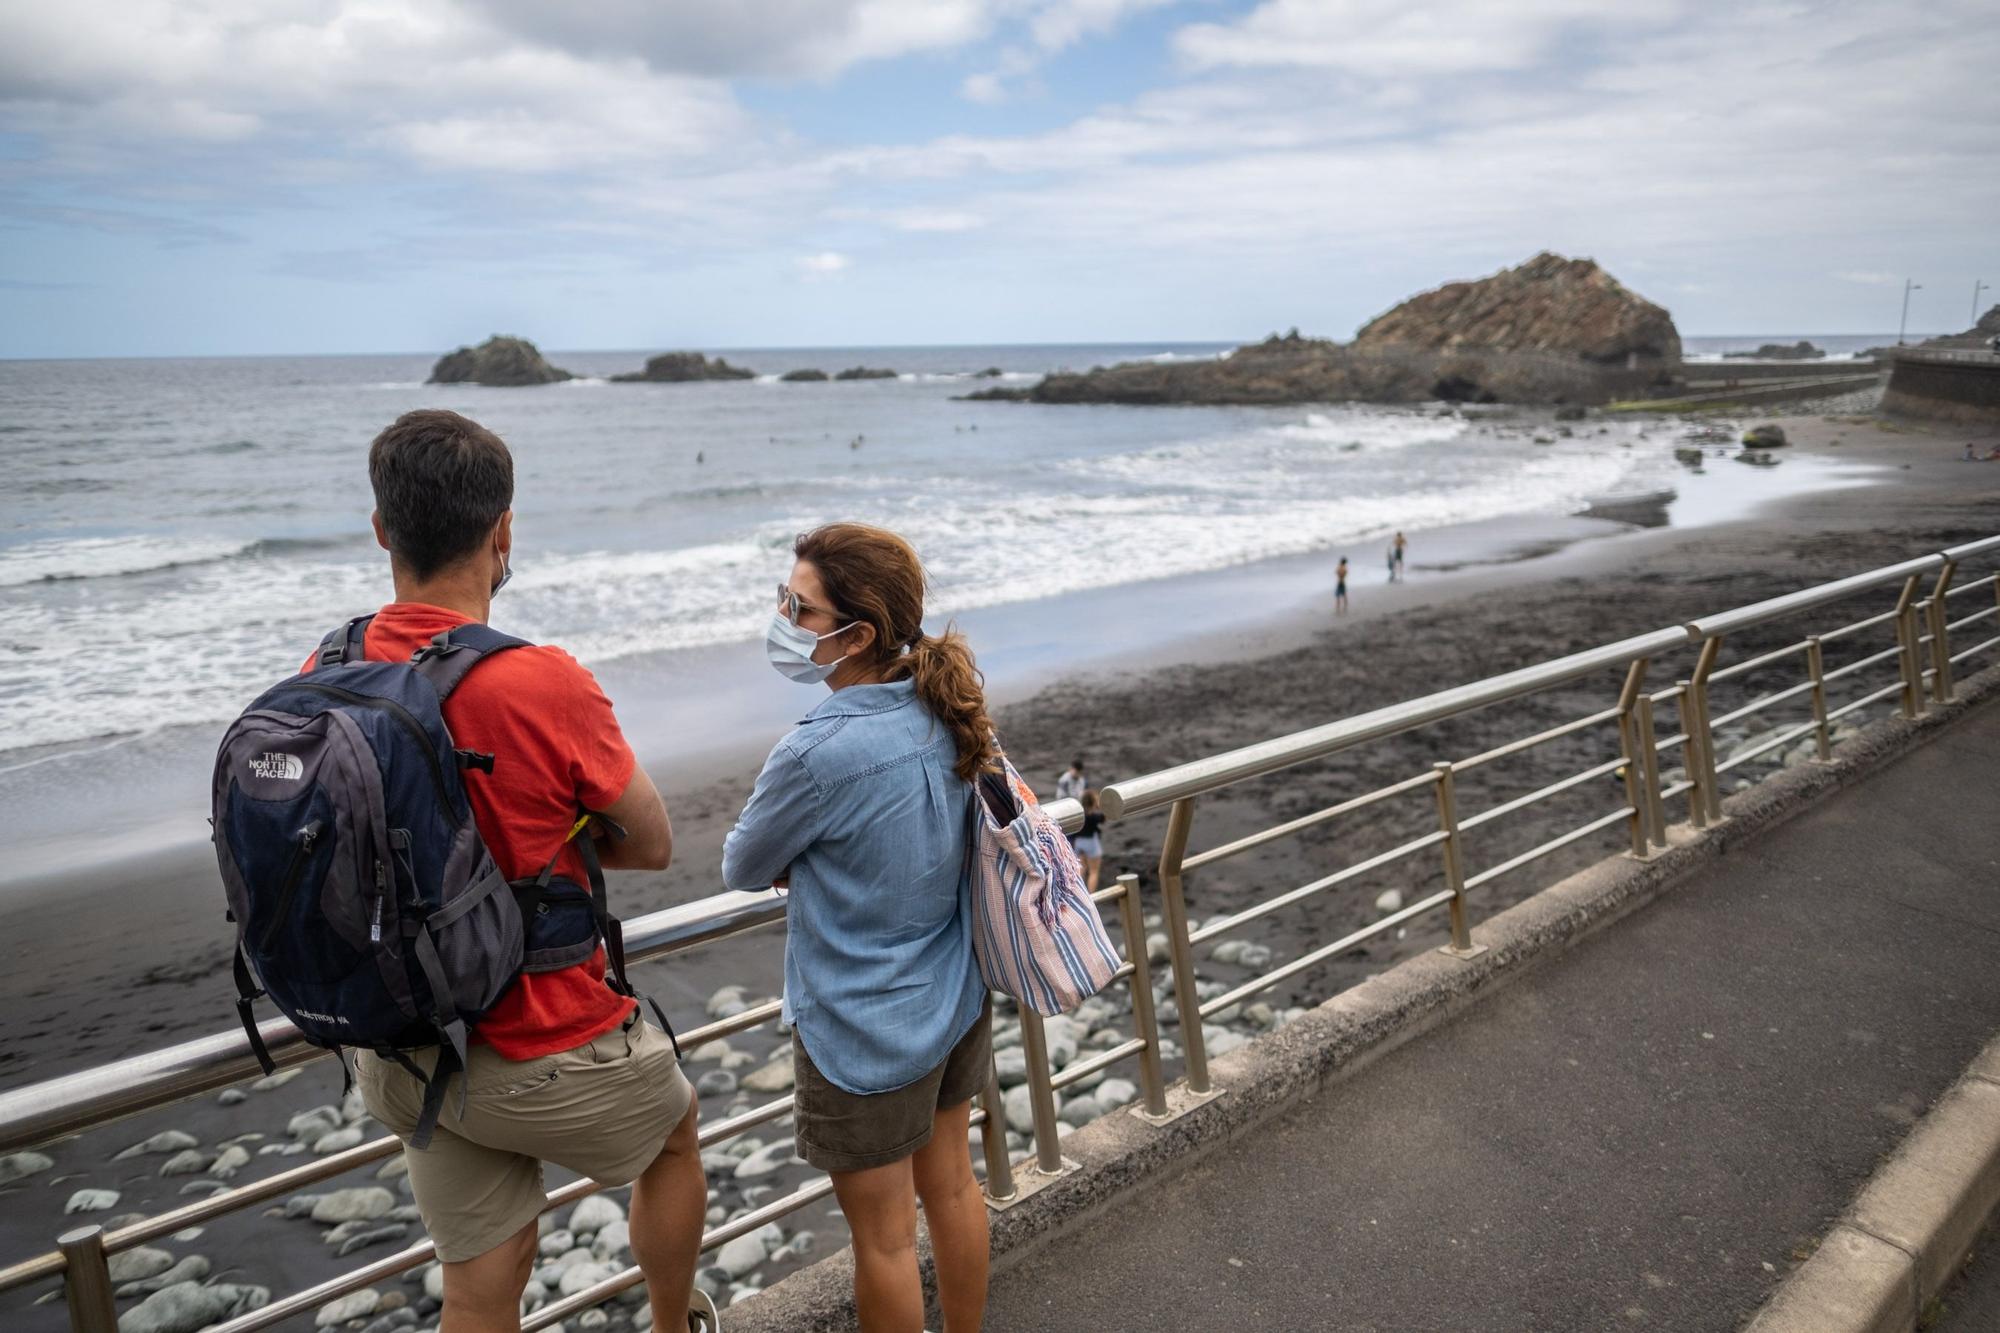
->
[368,410,514,580]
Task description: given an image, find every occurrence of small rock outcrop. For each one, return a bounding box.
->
[1725,341,1825,360]
[833,366,897,380]
[779,368,828,382]
[610,352,755,383]
[1742,424,1789,448]
[1352,252,1681,367]
[1911,305,2000,351]
[427,335,572,387]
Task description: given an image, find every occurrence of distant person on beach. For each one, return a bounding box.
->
[1057,756,1088,802]
[1387,543,1398,583]
[1072,790,1106,892]
[1335,557,1349,614]
[1394,530,1408,580]
[723,522,994,1333]
[328,411,713,1333]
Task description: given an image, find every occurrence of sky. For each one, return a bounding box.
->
[1,0,1996,358]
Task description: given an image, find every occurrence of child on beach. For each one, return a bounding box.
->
[1394,530,1408,580]
[1056,756,1088,802]
[1071,790,1107,892]
[1336,557,1349,613]
[330,411,715,1333]
[723,522,994,1333]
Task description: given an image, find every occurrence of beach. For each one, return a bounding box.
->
[3,405,1996,1327]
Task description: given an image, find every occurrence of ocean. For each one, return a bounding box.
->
[0,340,1878,878]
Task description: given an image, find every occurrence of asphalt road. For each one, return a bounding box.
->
[986,701,2000,1332]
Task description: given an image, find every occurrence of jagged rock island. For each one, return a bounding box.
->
[1726,341,1825,360]
[968,252,1683,407]
[611,352,756,382]
[833,366,897,380]
[779,368,829,381]
[427,335,572,387]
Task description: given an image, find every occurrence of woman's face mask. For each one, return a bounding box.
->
[766,610,856,684]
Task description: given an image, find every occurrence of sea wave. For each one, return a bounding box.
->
[0,533,360,588]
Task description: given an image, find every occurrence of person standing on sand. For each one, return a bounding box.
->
[1387,543,1398,583]
[1335,557,1349,614]
[723,523,994,1333]
[1056,756,1088,802]
[1071,790,1107,892]
[331,411,715,1333]
[1394,530,1408,581]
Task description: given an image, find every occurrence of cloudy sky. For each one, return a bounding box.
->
[2,0,1995,357]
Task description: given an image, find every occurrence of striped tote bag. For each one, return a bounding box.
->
[966,756,1122,1015]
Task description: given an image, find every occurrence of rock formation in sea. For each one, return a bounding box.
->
[967,253,1683,407]
[1725,341,1825,360]
[833,366,897,380]
[779,368,829,381]
[427,336,572,387]
[611,352,756,382]
[1917,306,2000,350]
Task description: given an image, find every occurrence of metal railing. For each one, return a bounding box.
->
[3,534,1996,1331]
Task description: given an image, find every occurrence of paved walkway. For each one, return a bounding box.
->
[987,701,2000,1332]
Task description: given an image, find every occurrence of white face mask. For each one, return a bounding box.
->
[765,611,855,684]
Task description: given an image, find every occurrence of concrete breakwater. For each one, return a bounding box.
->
[1883,349,2000,425]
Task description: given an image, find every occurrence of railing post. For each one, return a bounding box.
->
[1156,797,1210,1095]
[57,1226,118,1333]
[1614,659,1652,858]
[975,1056,1016,1204]
[1014,1009,1065,1175]
[1806,637,1833,760]
[1688,635,1725,823]
[1929,561,1958,703]
[1893,573,1925,719]
[1676,678,1708,829]
[1634,695,1669,848]
[1431,763,1485,959]
[1113,872,1170,1118]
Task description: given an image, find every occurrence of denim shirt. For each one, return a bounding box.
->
[721,680,985,1095]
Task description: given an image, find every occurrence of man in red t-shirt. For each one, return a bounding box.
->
[337,410,712,1333]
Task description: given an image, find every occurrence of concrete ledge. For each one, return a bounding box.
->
[1746,1035,2000,1332]
[728,664,2000,1333]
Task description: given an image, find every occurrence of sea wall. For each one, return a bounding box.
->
[1882,350,2000,425]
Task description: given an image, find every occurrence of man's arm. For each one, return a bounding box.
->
[595,765,671,871]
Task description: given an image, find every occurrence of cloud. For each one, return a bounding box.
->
[961,72,1009,104]
[887,209,987,232]
[1835,271,1902,286]
[796,251,851,277]
[1176,0,1658,74]
[962,0,1181,101]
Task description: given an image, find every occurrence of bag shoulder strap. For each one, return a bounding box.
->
[408,624,533,703]
[315,614,376,669]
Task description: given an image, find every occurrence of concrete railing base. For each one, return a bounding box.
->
[726,665,2000,1333]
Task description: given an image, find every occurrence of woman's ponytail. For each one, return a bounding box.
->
[893,627,997,782]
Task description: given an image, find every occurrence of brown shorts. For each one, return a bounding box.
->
[356,1012,692,1262]
[792,998,993,1174]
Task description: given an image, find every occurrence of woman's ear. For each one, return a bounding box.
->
[844,621,878,658]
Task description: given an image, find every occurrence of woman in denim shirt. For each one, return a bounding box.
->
[722,523,993,1332]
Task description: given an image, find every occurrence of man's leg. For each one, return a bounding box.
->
[830,1158,925,1332]
[629,1099,705,1331]
[911,1099,988,1333]
[440,1219,537,1333]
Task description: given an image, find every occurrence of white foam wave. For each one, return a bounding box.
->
[0,535,259,588]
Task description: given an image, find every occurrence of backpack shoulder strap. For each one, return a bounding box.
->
[409,624,533,703]
[315,614,376,669]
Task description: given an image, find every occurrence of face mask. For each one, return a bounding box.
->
[766,611,855,684]
[491,559,512,597]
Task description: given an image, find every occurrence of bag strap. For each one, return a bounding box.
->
[408,624,532,704]
[231,946,278,1076]
[315,614,376,669]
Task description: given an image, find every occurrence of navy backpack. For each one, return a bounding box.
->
[211,615,670,1146]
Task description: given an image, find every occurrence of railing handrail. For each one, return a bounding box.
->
[1099,543,1986,821]
[1,540,1991,1151]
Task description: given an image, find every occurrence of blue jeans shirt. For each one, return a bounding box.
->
[721,680,986,1095]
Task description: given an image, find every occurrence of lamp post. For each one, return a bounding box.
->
[1898,279,1922,346]
[1974,279,1990,326]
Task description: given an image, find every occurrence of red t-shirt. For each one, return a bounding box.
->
[304,602,638,1059]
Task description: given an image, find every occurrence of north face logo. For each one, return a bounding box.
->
[249,752,304,781]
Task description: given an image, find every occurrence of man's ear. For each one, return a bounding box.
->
[371,511,390,552]
[494,510,513,559]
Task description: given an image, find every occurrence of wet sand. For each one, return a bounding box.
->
[2,409,1997,1327]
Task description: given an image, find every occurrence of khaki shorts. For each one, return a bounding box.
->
[792,998,992,1174]
[357,1013,692,1262]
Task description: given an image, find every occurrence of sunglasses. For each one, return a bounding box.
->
[777,583,840,624]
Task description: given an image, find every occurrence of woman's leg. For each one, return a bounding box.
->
[830,1158,924,1332]
[911,1099,988,1333]
[1084,854,1102,892]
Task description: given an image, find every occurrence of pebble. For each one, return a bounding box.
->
[311,1187,397,1223]
[1095,1077,1138,1108]
[1145,933,1171,965]
[121,1280,269,1333]
[159,1148,208,1176]
[65,1188,120,1213]
[992,1045,1028,1086]
[377,1153,409,1180]
[115,1130,201,1161]
[732,1141,801,1179]
[705,985,749,1019]
[592,1220,631,1260]
[0,1150,54,1185]
[719,1049,759,1072]
[1057,1096,1102,1127]
[715,1233,768,1279]
[579,1311,611,1330]
[315,1126,366,1154]
[316,1288,381,1326]
[178,1180,229,1196]
[360,1312,420,1333]
[557,1261,617,1296]
[1040,1015,1082,1068]
[1243,1003,1276,1029]
[172,1227,204,1242]
[424,1264,447,1300]
[338,1224,411,1257]
[260,1142,309,1156]
[1002,1084,1041,1135]
[1375,889,1404,914]
[289,1106,343,1142]
[740,1058,795,1094]
[210,1144,252,1178]
[252,1067,304,1090]
[695,1070,738,1098]
[539,1228,576,1257]
[568,1194,625,1234]
[115,1254,211,1298]
[1203,1027,1249,1058]
[683,1038,733,1066]
[106,1247,177,1282]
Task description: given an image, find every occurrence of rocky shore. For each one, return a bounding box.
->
[609,353,754,383]
[426,336,571,387]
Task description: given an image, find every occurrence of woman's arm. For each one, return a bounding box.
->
[721,740,825,891]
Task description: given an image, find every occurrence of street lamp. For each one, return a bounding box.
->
[1898,278,1922,346]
